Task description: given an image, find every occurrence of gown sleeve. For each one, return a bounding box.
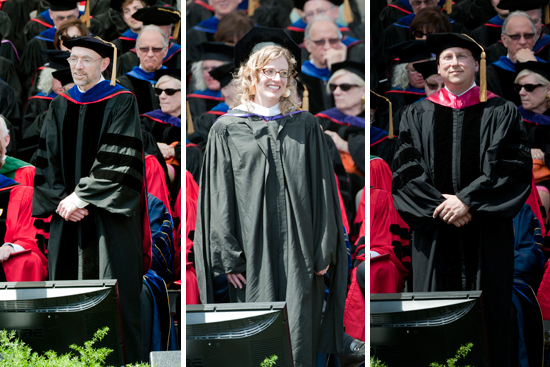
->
[456,102,532,218]
[391,103,446,231]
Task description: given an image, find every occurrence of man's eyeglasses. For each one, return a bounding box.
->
[513,83,544,93]
[261,69,295,78]
[59,34,79,41]
[310,38,341,47]
[137,46,166,54]
[67,57,102,67]
[504,33,536,42]
[329,83,359,92]
[154,88,181,96]
[410,0,436,6]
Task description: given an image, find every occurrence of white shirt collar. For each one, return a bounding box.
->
[235,102,281,117]
[77,75,106,93]
[445,82,477,97]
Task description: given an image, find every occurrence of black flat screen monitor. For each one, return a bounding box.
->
[0,280,124,366]
[370,291,488,366]
[186,302,293,367]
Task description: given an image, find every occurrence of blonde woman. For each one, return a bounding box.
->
[193,27,348,367]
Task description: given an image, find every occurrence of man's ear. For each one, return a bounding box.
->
[100,57,110,73]
[474,60,479,73]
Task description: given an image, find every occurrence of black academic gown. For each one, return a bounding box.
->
[392,87,532,367]
[0,56,23,107]
[32,81,145,364]
[117,74,160,114]
[194,108,348,367]
[0,78,21,139]
[297,73,334,115]
[21,92,55,137]
[186,0,214,30]
[18,36,52,97]
[485,62,521,106]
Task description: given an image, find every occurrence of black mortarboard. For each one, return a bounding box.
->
[48,0,79,11]
[293,0,343,11]
[209,62,235,89]
[497,0,548,11]
[52,68,74,86]
[387,40,432,64]
[154,67,181,81]
[330,60,365,80]
[370,90,393,139]
[63,36,120,85]
[197,42,234,62]
[427,33,487,101]
[515,61,550,81]
[42,49,71,70]
[234,27,302,72]
[132,5,181,38]
[413,60,438,80]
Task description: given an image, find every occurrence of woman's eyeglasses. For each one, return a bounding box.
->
[154,88,181,96]
[513,83,544,93]
[411,30,431,38]
[59,34,79,41]
[261,69,295,78]
[329,83,359,92]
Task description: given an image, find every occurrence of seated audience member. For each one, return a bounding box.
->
[23,0,82,43]
[470,0,510,47]
[484,1,550,64]
[486,11,540,106]
[21,50,71,139]
[288,0,356,44]
[118,5,181,74]
[118,25,168,114]
[0,116,34,186]
[213,10,254,44]
[186,0,242,65]
[514,61,550,218]
[385,40,431,113]
[111,0,147,54]
[189,62,235,149]
[0,34,23,108]
[0,141,48,282]
[408,7,451,41]
[187,0,215,30]
[187,42,233,120]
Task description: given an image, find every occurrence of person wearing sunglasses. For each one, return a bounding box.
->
[514,61,550,220]
[118,25,168,114]
[301,16,365,114]
[393,33,532,367]
[193,27,348,367]
[140,69,181,190]
[481,1,550,65]
[408,7,450,41]
[32,36,146,364]
[485,11,541,106]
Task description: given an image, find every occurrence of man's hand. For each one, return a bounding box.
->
[0,246,14,262]
[315,264,330,276]
[451,212,472,228]
[226,273,246,289]
[157,143,175,160]
[513,48,537,63]
[433,194,470,224]
[324,42,347,70]
[56,198,89,222]
[532,148,545,162]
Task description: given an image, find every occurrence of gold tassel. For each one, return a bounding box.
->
[81,0,91,27]
[546,5,549,25]
[343,0,353,24]
[370,90,393,139]
[96,37,118,86]
[248,0,260,16]
[187,101,194,134]
[302,84,309,111]
[462,34,486,102]
[172,19,180,39]
[444,0,452,14]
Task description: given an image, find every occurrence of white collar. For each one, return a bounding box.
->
[77,75,106,93]
[445,82,476,97]
[235,102,281,117]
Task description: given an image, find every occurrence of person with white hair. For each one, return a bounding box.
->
[0,116,34,187]
[118,24,168,114]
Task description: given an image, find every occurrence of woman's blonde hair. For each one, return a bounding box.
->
[156,75,181,89]
[515,69,550,108]
[234,45,301,115]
